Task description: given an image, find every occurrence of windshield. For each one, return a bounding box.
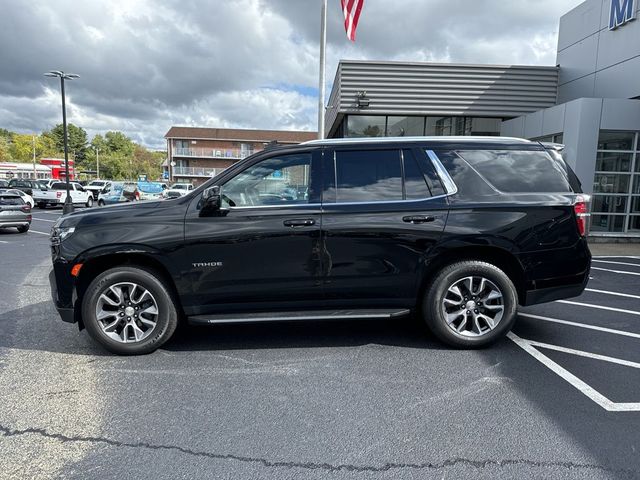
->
[137,182,164,194]
[172,184,189,190]
[89,181,106,187]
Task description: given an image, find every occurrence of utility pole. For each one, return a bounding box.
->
[95,147,100,178]
[318,0,327,139]
[32,135,36,179]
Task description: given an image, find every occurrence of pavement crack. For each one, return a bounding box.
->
[0,424,636,475]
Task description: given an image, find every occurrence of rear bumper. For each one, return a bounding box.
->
[0,220,30,227]
[49,267,76,323]
[523,269,589,306]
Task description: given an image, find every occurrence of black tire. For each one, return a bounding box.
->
[422,261,518,348]
[86,196,94,208]
[82,266,178,355]
[98,200,105,207]
[37,203,46,209]
[17,224,29,233]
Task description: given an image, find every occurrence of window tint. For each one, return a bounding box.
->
[456,150,572,193]
[51,182,67,190]
[403,150,431,199]
[328,149,403,203]
[222,153,311,207]
[0,196,24,205]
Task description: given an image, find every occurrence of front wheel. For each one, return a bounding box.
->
[17,225,29,233]
[86,196,94,208]
[98,200,105,207]
[422,261,518,348]
[82,266,178,355]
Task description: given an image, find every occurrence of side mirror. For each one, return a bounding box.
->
[200,185,222,217]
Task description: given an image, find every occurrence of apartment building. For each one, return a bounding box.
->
[164,127,317,185]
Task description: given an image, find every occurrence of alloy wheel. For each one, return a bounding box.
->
[95,282,159,343]
[441,276,505,337]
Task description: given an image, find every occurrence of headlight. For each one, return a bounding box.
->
[50,226,75,245]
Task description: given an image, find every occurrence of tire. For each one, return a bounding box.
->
[421,261,518,348]
[17,224,29,233]
[37,203,46,209]
[82,266,178,355]
[86,196,94,208]
[98,200,105,207]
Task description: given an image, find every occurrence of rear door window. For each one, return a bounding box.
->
[0,196,23,205]
[455,149,572,193]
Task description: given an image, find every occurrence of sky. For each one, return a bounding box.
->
[0,0,585,149]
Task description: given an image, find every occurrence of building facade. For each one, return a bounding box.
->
[164,127,317,185]
[325,0,640,238]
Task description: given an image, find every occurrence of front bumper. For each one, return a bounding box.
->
[49,267,76,323]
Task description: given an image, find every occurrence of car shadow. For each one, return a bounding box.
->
[164,316,448,352]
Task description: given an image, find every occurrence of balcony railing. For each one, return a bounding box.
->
[173,147,255,160]
[173,166,226,178]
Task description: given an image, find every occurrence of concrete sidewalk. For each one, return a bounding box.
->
[588,242,640,256]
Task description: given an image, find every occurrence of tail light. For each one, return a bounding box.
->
[56,191,62,198]
[21,204,31,213]
[574,195,590,237]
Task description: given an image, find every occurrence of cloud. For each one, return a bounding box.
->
[0,0,584,148]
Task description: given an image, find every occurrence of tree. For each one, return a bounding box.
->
[43,123,88,162]
[0,137,10,161]
[7,133,61,163]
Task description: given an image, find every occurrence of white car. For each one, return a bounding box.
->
[33,181,94,208]
[163,183,194,198]
[5,189,35,208]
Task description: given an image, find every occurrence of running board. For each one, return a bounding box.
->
[187,309,411,325]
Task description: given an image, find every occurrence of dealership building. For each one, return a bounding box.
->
[325,0,640,238]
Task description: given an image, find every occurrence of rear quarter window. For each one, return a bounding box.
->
[456,150,572,193]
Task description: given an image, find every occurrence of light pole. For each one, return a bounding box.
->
[44,70,79,214]
[95,147,100,179]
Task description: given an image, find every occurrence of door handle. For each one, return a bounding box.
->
[402,215,436,224]
[283,218,316,227]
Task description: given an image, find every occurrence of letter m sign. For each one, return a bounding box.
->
[609,0,636,30]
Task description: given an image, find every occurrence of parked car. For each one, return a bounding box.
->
[85,180,113,201]
[0,192,31,233]
[34,181,94,208]
[163,183,194,198]
[8,178,39,196]
[136,181,165,201]
[97,182,139,206]
[0,179,8,188]
[49,136,591,355]
[5,189,35,208]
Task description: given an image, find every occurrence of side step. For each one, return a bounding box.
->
[188,309,411,325]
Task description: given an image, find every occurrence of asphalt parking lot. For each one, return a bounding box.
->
[1,209,639,479]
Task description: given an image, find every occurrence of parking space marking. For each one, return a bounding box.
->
[591,266,640,276]
[556,299,640,317]
[592,255,640,260]
[0,240,7,244]
[29,230,50,236]
[508,332,640,412]
[593,259,640,268]
[519,312,640,339]
[584,288,640,300]
[31,217,56,223]
[526,339,640,369]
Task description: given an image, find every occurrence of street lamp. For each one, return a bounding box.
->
[94,147,100,179]
[44,70,79,214]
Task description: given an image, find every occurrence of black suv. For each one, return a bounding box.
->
[49,137,591,355]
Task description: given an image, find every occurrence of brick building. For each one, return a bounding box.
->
[164,127,317,185]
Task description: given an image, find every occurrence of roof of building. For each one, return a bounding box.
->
[164,127,317,144]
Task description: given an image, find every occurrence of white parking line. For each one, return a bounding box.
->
[591,266,640,276]
[592,255,640,260]
[584,288,640,300]
[519,312,640,339]
[30,217,56,223]
[0,240,7,244]
[593,259,640,268]
[508,332,640,412]
[29,230,50,236]
[527,338,640,369]
[556,299,640,317]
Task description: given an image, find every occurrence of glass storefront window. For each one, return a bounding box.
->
[593,173,631,194]
[632,196,640,213]
[592,195,628,214]
[598,131,636,151]
[630,216,640,231]
[386,116,425,137]
[590,215,626,233]
[347,116,386,137]
[595,152,632,172]
[634,176,640,194]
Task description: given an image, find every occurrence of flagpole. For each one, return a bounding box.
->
[318,0,327,139]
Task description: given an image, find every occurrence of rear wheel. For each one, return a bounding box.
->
[82,266,178,355]
[37,203,46,209]
[422,261,517,348]
[98,200,105,207]
[86,196,94,208]
[17,225,29,233]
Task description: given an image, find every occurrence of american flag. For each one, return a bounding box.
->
[341,0,364,42]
